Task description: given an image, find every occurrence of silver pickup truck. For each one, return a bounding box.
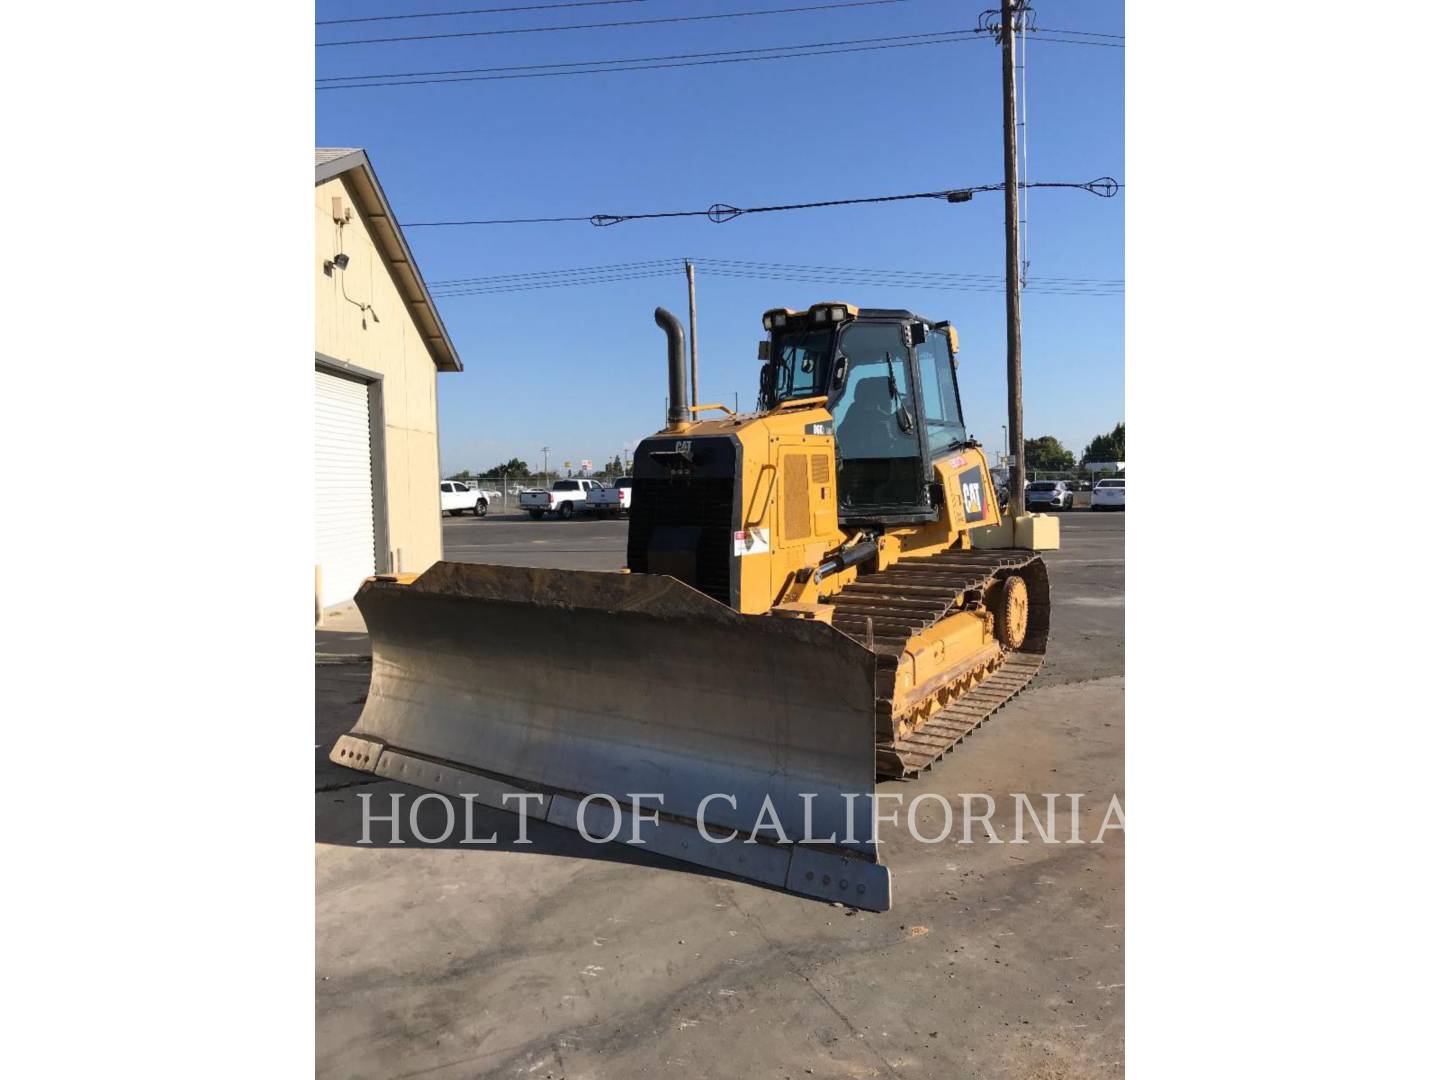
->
[518,479,602,520]
[585,477,633,518]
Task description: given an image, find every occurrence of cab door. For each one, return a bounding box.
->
[830,321,926,518]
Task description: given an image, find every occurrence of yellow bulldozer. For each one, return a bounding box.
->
[330,302,1058,911]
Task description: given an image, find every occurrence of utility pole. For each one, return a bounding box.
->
[1000,0,1027,509]
[541,445,551,483]
[685,259,699,408]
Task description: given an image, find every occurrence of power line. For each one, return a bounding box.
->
[426,262,1123,292]
[318,1,648,26]
[696,257,1123,286]
[432,264,680,292]
[700,267,1121,295]
[432,269,1121,298]
[314,26,1122,90]
[1028,30,1123,48]
[697,259,1123,293]
[430,274,1122,298]
[406,187,992,227]
[408,212,594,225]
[431,258,679,287]
[426,256,1124,298]
[974,7,1124,49]
[434,268,680,297]
[320,30,987,89]
[400,178,1119,228]
[1032,27,1124,39]
[318,0,914,48]
[318,29,987,84]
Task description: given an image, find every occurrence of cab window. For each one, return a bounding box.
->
[915,328,966,454]
[831,321,923,511]
[766,327,832,404]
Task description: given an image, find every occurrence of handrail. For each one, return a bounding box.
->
[771,395,827,411]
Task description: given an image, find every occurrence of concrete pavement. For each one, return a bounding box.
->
[315,511,1124,1078]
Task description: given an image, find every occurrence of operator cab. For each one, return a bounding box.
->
[760,303,969,524]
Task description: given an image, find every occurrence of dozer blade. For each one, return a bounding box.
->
[330,562,893,911]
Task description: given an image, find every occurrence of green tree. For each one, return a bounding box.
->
[1025,436,1075,472]
[486,458,530,478]
[445,469,473,481]
[1080,422,1125,465]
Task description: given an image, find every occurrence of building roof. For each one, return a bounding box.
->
[315,148,357,169]
[316,148,462,372]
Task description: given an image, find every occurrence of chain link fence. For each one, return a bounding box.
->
[988,462,1126,510]
[990,461,1125,489]
[449,463,1121,513]
[444,474,626,512]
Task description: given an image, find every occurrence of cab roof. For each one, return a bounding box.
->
[855,307,934,323]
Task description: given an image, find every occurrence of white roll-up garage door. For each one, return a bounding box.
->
[315,368,376,608]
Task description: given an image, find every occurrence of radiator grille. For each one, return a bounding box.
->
[626,476,734,604]
[810,453,830,485]
[782,455,811,541]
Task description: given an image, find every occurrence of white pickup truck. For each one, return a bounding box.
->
[585,477,633,517]
[440,480,501,517]
[519,479,603,519]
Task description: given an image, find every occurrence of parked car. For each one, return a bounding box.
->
[1091,477,1126,511]
[586,477,634,517]
[440,480,500,517]
[1025,480,1074,512]
[519,478,603,519]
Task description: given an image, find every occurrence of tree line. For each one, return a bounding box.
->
[447,454,627,482]
[1023,422,1125,473]
[447,425,1123,483]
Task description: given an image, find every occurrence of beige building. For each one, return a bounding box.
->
[315,148,462,608]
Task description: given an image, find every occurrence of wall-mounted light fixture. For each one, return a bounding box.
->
[326,240,378,327]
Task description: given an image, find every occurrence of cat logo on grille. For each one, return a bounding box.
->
[955,464,989,522]
[962,481,983,515]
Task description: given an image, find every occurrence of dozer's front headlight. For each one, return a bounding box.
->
[809,303,852,324]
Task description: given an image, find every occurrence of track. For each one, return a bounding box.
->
[825,548,1051,780]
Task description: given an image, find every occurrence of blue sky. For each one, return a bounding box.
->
[316,0,1124,475]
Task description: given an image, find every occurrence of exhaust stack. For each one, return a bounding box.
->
[655,306,689,431]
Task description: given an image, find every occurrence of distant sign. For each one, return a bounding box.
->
[581,459,593,470]
[564,461,572,469]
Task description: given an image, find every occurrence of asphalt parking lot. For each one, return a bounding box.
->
[439,510,631,572]
[316,510,1124,1078]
